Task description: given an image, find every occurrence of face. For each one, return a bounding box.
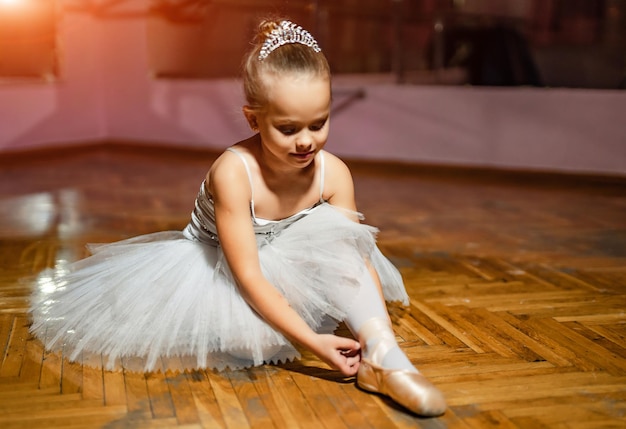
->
[247,72,331,169]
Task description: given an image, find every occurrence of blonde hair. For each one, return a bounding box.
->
[242,19,330,111]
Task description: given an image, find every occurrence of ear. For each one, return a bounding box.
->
[242,106,258,131]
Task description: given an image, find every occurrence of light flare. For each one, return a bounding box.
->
[0,0,23,6]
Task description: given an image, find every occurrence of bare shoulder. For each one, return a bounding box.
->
[206,146,252,203]
[322,150,352,182]
[321,150,356,210]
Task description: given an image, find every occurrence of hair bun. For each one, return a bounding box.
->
[255,20,281,45]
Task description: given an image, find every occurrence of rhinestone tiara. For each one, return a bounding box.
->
[258,20,321,61]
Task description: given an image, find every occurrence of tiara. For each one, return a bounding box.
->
[258,20,321,61]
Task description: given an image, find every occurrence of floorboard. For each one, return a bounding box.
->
[1,143,625,428]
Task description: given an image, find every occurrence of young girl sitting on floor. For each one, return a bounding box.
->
[30,19,446,417]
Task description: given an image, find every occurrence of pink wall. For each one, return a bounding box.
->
[0,12,106,149]
[0,8,625,176]
[330,78,626,175]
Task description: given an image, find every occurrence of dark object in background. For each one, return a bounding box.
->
[433,26,544,87]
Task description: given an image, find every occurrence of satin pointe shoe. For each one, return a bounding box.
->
[357,358,447,417]
[355,317,446,417]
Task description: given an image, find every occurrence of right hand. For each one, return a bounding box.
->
[311,334,362,376]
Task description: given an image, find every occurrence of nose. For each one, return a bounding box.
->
[295,130,313,152]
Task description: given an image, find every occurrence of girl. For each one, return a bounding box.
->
[30,19,446,417]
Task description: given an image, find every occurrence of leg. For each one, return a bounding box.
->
[343,269,416,372]
[343,267,446,417]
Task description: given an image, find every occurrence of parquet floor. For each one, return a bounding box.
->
[1,143,625,428]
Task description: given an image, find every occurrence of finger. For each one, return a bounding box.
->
[345,354,361,369]
[335,351,360,376]
[337,338,361,352]
[339,360,359,377]
[341,347,361,358]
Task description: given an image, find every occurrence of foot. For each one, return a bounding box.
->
[357,357,447,417]
[356,317,446,417]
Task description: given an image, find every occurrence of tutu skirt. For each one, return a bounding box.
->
[30,204,408,372]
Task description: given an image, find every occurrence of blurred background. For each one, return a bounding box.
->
[2,0,625,88]
[0,0,625,175]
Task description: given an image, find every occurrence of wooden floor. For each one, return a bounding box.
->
[1,143,625,428]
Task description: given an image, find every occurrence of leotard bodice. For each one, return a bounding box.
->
[184,147,325,245]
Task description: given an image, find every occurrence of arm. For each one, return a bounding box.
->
[208,152,360,375]
[324,152,358,215]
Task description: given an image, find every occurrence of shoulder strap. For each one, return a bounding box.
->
[226,147,257,218]
[318,151,325,202]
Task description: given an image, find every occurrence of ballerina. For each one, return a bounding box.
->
[30,18,446,417]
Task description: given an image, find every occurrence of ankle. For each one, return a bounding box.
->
[358,317,418,373]
[358,317,396,363]
[363,336,396,363]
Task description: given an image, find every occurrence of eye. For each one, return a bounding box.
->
[279,127,297,135]
[309,120,327,132]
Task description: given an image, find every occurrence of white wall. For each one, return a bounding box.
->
[0,6,624,176]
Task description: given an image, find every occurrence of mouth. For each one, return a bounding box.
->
[291,150,315,161]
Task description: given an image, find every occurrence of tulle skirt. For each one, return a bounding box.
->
[29,204,408,372]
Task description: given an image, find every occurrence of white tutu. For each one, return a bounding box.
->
[30,203,408,372]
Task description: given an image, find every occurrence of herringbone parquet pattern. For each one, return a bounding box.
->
[1,143,625,428]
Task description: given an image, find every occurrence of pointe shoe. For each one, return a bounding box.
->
[356,317,446,416]
[357,358,447,417]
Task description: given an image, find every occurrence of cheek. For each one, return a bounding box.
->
[264,129,291,147]
[317,127,330,143]
[320,120,330,139]
[267,128,286,140]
